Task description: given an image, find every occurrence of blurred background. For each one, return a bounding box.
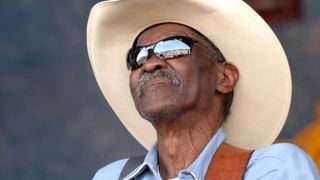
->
[0,0,319,179]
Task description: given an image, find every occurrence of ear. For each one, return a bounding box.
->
[216,62,239,93]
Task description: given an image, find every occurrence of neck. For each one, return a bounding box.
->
[153,112,222,179]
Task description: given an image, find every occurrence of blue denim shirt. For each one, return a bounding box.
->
[93,128,319,180]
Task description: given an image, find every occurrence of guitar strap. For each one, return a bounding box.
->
[205,143,253,180]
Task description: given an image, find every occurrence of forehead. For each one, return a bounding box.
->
[136,23,206,45]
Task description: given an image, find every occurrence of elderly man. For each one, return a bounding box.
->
[87,0,319,179]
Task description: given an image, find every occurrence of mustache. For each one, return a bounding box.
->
[136,70,181,97]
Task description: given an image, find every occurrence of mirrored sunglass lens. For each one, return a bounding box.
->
[154,39,191,59]
[136,47,149,66]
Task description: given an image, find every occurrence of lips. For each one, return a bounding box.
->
[143,77,172,90]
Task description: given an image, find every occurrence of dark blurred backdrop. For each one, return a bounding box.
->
[0,0,319,179]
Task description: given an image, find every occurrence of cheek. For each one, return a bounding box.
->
[129,71,140,95]
[191,52,218,87]
[172,54,218,98]
[170,58,202,97]
[172,57,204,84]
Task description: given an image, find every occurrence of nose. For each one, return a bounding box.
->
[142,54,168,72]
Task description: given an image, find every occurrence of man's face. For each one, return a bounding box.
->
[129,23,222,122]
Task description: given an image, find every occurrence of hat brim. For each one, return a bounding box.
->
[87,0,292,150]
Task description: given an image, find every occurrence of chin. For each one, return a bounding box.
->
[138,102,183,122]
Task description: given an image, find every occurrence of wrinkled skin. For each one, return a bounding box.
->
[129,23,239,179]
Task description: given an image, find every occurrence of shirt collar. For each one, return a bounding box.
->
[124,128,227,180]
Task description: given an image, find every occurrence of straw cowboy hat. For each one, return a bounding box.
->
[87,0,292,150]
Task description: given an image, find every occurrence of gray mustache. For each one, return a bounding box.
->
[136,70,181,97]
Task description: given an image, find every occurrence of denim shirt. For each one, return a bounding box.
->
[93,128,320,180]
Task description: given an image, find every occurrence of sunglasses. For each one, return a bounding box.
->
[127,36,203,70]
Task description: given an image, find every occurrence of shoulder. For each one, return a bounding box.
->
[92,158,129,180]
[245,143,319,179]
[251,142,306,160]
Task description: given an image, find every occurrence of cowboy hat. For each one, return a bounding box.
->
[87,0,292,150]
